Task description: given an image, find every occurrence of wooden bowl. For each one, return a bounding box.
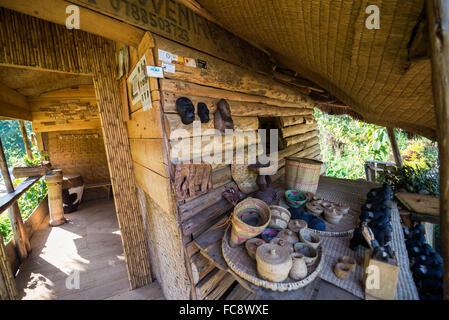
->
[294,242,318,266]
[324,208,343,224]
[288,219,308,233]
[245,238,266,259]
[305,202,324,216]
[270,238,294,253]
[338,256,356,271]
[334,262,351,280]
[299,228,321,250]
[278,229,299,245]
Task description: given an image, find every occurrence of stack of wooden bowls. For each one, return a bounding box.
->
[304,196,350,225]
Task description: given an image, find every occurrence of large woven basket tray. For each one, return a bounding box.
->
[222,226,324,292]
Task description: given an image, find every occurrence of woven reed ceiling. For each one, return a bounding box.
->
[197,0,435,139]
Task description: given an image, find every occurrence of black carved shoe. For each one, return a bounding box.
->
[176,97,195,125]
[197,102,210,123]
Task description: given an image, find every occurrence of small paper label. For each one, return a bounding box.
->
[146,66,164,78]
[162,62,175,73]
[158,49,172,63]
[184,57,196,67]
[172,55,184,65]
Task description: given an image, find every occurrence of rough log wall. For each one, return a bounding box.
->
[154,35,321,299]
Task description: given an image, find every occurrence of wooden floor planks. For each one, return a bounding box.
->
[14,199,164,300]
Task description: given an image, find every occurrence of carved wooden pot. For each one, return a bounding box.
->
[289,252,308,280]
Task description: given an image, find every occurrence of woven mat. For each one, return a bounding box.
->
[318,200,419,299]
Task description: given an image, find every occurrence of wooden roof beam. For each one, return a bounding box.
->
[0,82,31,121]
[0,0,145,47]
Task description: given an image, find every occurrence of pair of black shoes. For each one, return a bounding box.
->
[176,97,209,125]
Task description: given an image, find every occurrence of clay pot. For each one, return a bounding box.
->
[288,219,308,233]
[278,229,299,245]
[338,256,356,272]
[245,238,265,259]
[256,244,292,282]
[324,207,343,224]
[334,262,351,280]
[334,203,350,215]
[270,238,294,253]
[305,202,324,216]
[230,198,271,247]
[268,205,291,229]
[289,252,308,280]
[294,242,318,266]
[299,228,321,250]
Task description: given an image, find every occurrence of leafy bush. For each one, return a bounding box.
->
[0,179,47,242]
[378,165,439,196]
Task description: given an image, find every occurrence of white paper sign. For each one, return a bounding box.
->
[162,62,176,74]
[146,66,164,78]
[128,55,152,110]
[158,49,172,63]
[184,57,196,67]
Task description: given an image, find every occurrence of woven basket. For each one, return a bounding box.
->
[285,157,323,194]
[222,226,324,291]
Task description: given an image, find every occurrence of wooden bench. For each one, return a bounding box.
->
[84,181,113,200]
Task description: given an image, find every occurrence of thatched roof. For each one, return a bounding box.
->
[197,0,435,139]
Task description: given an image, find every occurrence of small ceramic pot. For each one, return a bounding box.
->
[334,262,351,280]
[299,228,321,250]
[270,238,294,253]
[245,238,265,259]
[285,190,307,208]
[278,229,299,245]
[305,202,324,216]
[256,244,292,282]
[294,242,318,266]
[324,207,343,224]
[338,256,356,271]
[288,219,308,233]
[289,252,308,280]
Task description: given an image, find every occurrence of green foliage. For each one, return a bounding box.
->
[315,109,439,182]
[0,179,47,243]
[315,109,392,179]
[1,120,45,243]
[378,164,439,196]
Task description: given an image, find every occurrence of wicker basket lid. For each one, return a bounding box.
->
[256,243,291,265]
[285,157,323,166]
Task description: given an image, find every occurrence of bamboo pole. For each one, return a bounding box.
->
[0,231,18,300]
[0,139,30,261]
[427,0,449,300]
[386,127,403,168]
[19,120,33,161]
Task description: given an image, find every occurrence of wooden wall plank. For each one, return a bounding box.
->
[160,80,314,109]
[153,35,312,106]
[129,139,168,178]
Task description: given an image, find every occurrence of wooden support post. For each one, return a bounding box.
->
[386,128,403,168]
[0,139,30,261]
[45,169,66,226]
[427,0,449,300]
[19,120,33,161]
[0,232,18,300]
